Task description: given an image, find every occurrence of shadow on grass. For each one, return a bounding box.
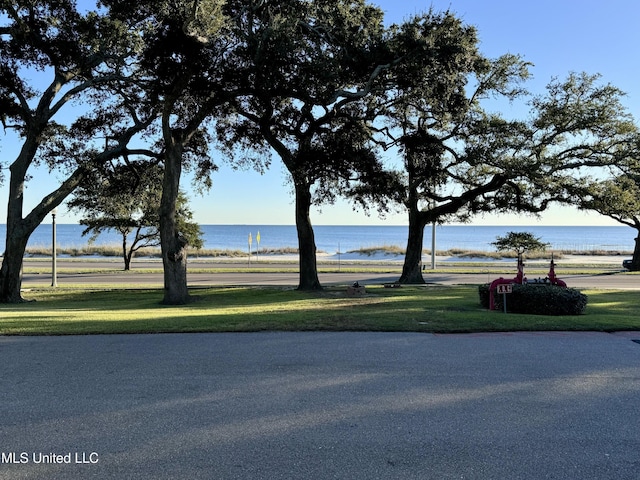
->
[1,286,639,335]
[13,287,309,311]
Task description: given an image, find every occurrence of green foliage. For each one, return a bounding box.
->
[68,162,203,268]
[0,0,155,302]
[569,159,640,270]
[589,176,640,222]
[479,284,588,315]
[370,61,637,286]
[361,13,520,222]
[491,231,550,255]
[214,0,399,289]
[478,284,491,309]
[217,0,391,190]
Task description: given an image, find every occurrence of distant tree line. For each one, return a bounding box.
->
[1,0,639,304]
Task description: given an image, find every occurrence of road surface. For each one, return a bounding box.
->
[2,331,640,479]
[19,258,639,290]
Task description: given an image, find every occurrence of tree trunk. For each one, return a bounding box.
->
[630,233,640,271]
[0,151,36,303]
[0,227,29,303]
[399,209,427,284]
[0,162,86,302]
[122,233,131,271]
[159,142,190,304]
[294,180,322,290]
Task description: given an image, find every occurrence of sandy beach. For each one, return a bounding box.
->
[318,251,630,266]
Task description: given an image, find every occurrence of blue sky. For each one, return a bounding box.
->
[2,0,638,226]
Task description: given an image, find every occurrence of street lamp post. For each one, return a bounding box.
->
[51,208,57,287]
[431,221,436,270]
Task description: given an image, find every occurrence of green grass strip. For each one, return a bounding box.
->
[1,286,639,336]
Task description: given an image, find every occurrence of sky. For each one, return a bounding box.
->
[2,0,639,226]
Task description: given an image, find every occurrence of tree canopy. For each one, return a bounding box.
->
[99,0,239,303]
[357,14,533,283]
[1,0,638,302]
[364,68,637,283]
[218,4,490,290]
[568,142,640,270]
[0,0,151,302]
[69,162,203,270]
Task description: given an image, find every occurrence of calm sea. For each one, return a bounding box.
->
[0,224,634,254]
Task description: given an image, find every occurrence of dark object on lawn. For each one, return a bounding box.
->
[347,282,366,297]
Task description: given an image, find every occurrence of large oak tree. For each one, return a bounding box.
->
[218,2,462,290]
[0,0,150,302]
[103,0,239,304]
[373,48,636,283]
[368,15,531,284]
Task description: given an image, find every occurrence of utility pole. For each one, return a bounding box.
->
[51,208,58,287]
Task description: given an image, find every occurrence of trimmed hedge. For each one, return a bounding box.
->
[478,283,588,315]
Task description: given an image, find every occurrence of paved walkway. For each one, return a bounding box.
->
[1,332,640,479]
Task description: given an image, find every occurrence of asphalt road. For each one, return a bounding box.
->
[21,259,640,290]
[1,331,640,479]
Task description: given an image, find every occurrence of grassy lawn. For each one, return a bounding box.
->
[1,285,639,335]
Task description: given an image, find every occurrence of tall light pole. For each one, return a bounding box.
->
[51,208,58,287]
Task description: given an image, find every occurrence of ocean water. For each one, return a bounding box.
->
[0,224,635,254]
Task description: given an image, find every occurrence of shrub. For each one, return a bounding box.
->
[478,283,587,315]
[478,284,491,309]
